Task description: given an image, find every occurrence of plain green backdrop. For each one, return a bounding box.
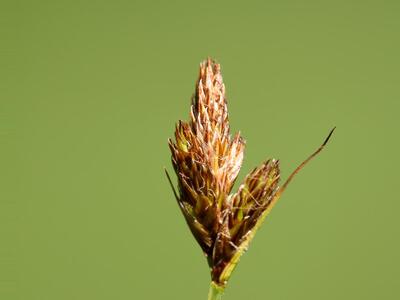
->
[2,0,399,299]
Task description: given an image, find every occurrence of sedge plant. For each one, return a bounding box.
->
[165,58,334,300]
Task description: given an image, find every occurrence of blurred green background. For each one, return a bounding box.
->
[2,0,399,299]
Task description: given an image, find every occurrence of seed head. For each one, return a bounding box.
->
[166,58,334,287]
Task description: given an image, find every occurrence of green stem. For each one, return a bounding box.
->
[207,282,225,300]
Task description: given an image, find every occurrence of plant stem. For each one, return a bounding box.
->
[208,282,224,300]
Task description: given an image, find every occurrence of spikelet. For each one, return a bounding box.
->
[166,58,334,288]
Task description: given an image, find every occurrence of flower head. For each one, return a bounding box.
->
[166,58,334,288]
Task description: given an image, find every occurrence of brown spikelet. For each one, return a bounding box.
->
[166,58,334,288]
